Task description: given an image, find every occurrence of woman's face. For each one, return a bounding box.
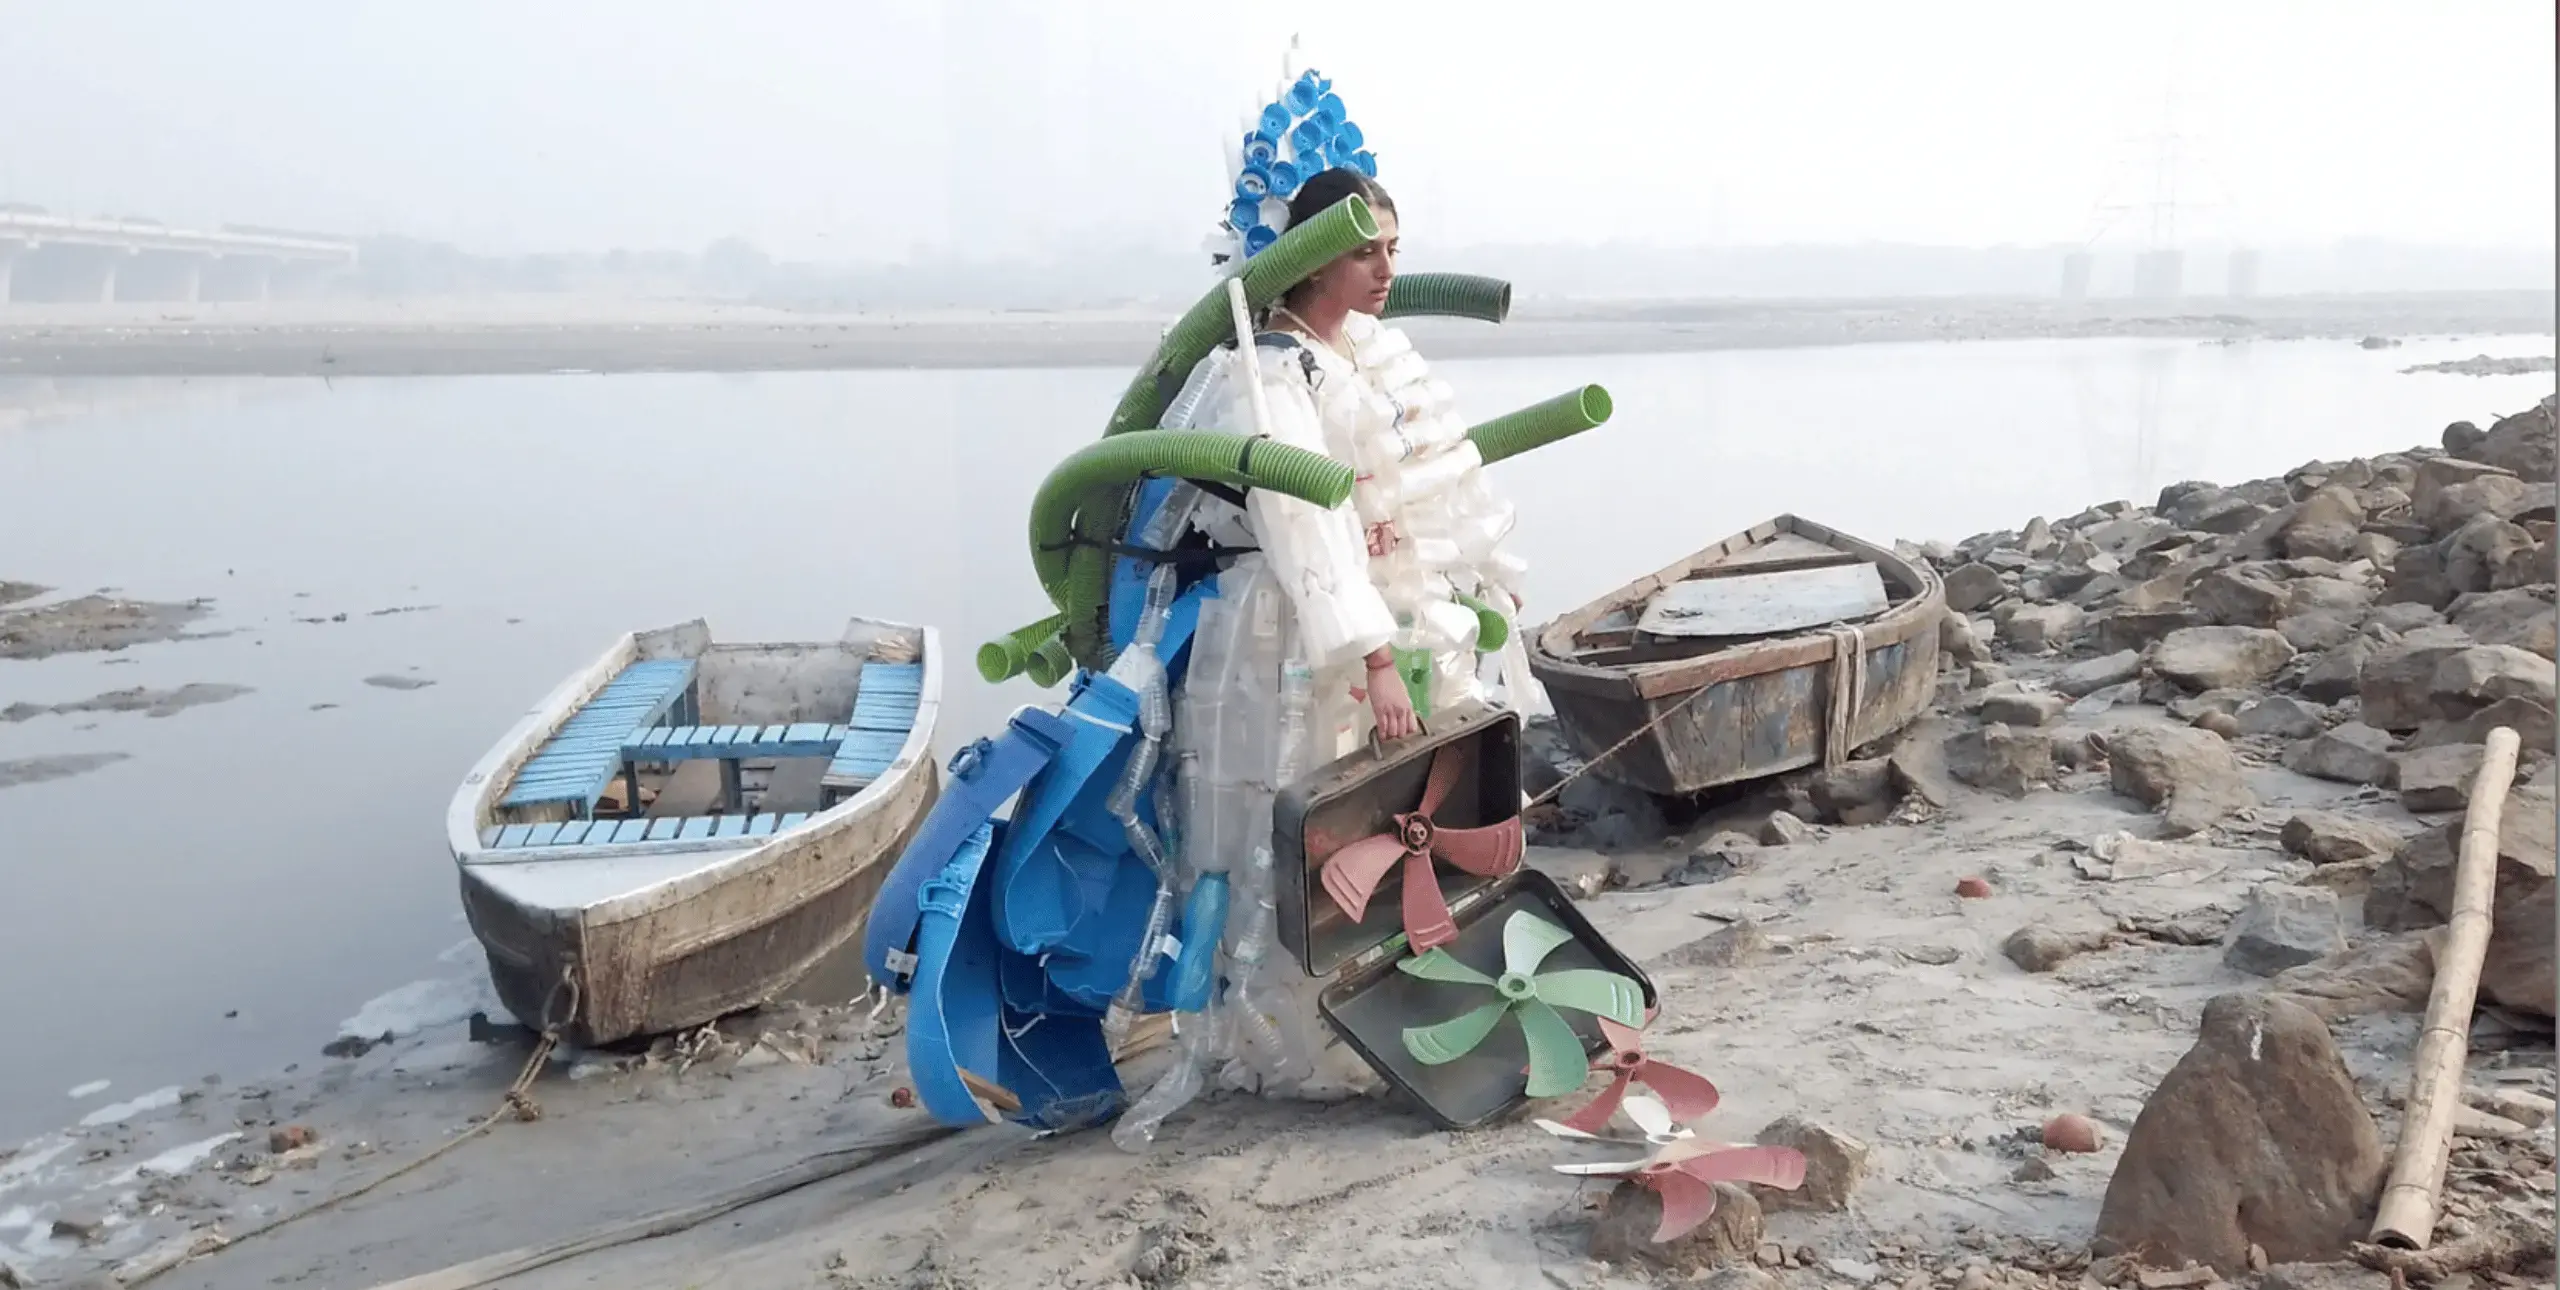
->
[1303,208,1399,316]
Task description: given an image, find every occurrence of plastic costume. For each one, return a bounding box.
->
[860,44,1604,1149]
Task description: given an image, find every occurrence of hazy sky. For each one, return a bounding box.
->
[4,1,2551,262]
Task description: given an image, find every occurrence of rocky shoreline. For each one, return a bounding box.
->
[4,401,2556,1290]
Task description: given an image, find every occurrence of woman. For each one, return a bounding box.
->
[1201,167,1526,761]
[1175,167,1532,1103]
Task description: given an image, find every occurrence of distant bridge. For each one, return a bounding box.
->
[0,211,359,304]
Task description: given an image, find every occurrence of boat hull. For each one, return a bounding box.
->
[1527,515,1944,798]
[459,761,938,1046]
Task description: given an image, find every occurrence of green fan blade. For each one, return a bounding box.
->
[1401,1000,1511,1065]
[1502,910,1575,976]
[1530,968,1648,1027]
[1396,947,1497,987]
[1515,998,1592,1098]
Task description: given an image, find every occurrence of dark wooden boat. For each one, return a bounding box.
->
[1525,515,1944,797]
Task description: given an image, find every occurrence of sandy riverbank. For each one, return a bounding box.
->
[0,291,2548,379]
[4,400,2555,1290]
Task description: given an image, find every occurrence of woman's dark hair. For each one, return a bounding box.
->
[1285,167,1395,231]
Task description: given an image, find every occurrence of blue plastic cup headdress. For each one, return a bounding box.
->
[1333,121,1365,154]
[1229,198,1263,231]
[1297,145,1328,176]
[1350,149,1378,178]
[1268,158,1302,197]
[1289,118,1328,158]
[1243,225,1279,255]
[1258,104,1291,140]
[1315,92,1346,128]
[1285,72,1321,115]
[1243,135,1278,167]
[1235,167,1271,201]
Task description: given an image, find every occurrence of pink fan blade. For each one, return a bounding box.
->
[1645,1168,1723,1244]
[1429,817,1523,876]
[1400,844,1460,951]
[1555,1069,1636,1136]
[1632,1059,1722,1123]
[1416,743,1464,817]
[1320,832,1410,923]
[1669,1144,1807,1191]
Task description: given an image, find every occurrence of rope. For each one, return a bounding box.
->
[1525,621,1871,811]
[1822,625,1868,769]
[130,963,583,1286]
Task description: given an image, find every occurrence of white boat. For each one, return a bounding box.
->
[445,616,942,1046]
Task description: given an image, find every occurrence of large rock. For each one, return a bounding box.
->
[2281,722,2396,786]
[2057,649,2143,697]
[2190,568,2290,628]
[2283,576,2376,619]
[2279,485,2368,561]
[2110,723,2255,837]
[2471,399,2557,482]
[2235,695,2328,740]
[2478,877,2555,1018]
[1996,602,2084,653]
[1751,1116,1868,1212]
[1809,759,1895,826]
[2225,885,2348,976]
[2393,742,2485,813]
[2295,638,2376,703]
[2431,644,2555,714]
[1942,562,2006,613]
[1938,607,1989,665]
[2099,608,2202,654]
[2407,695,2557,754]
[1590,1181,1763,1273]
[2357,642,2474,731]
[2412,457,2526,536]
[2448,585,2557,657]
[2093,993,2386,1273]
[2277,610,2362,654]
[2150,626,2296,692]
[2279,811,2404,865]
[1944,722,2053,798]
[2367,783,2555,932]
[1976,685,2066,728]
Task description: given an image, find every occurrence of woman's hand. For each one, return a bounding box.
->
[1365,522,1399,558]
[1364,652,1420,740]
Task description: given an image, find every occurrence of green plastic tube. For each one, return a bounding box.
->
[1381,273,1512,324]
[1468,385,1614,467]
[1026,636,1074,689]
[977,613,1067,684]
[1453,592,1510,652]
[1101,196,1381,440]
[1026,430,1356,666]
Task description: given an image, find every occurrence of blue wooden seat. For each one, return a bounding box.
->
[621,723,849,764]
[481,810,817,849]
[824,662,924,793]
[501,658,697,816]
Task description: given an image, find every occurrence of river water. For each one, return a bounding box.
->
[0,332,2550,1141]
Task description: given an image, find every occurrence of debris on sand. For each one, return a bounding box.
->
[362,674,437,691]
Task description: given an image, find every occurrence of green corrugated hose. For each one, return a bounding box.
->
[1101,197,1382,439]
[976,613,1067,684]
[1026,636,1074,689]
[1468,385,1614,466]
[1016,430,1356,666]
[1453,592,1511,652]
[1382,273,1512,324]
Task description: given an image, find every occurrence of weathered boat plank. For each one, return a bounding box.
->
[1635,563,1889,639]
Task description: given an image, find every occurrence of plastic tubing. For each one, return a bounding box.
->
[1454,592,1511,652]
[1100,196,1381,439]
[1026,637,1074,688]
[1029,432,1354,666]
[976,612,1067,684]
[1467,385,1614,467]
[1381,273,1512,324]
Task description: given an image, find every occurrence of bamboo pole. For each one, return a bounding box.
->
[2369,726,2522,1250]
